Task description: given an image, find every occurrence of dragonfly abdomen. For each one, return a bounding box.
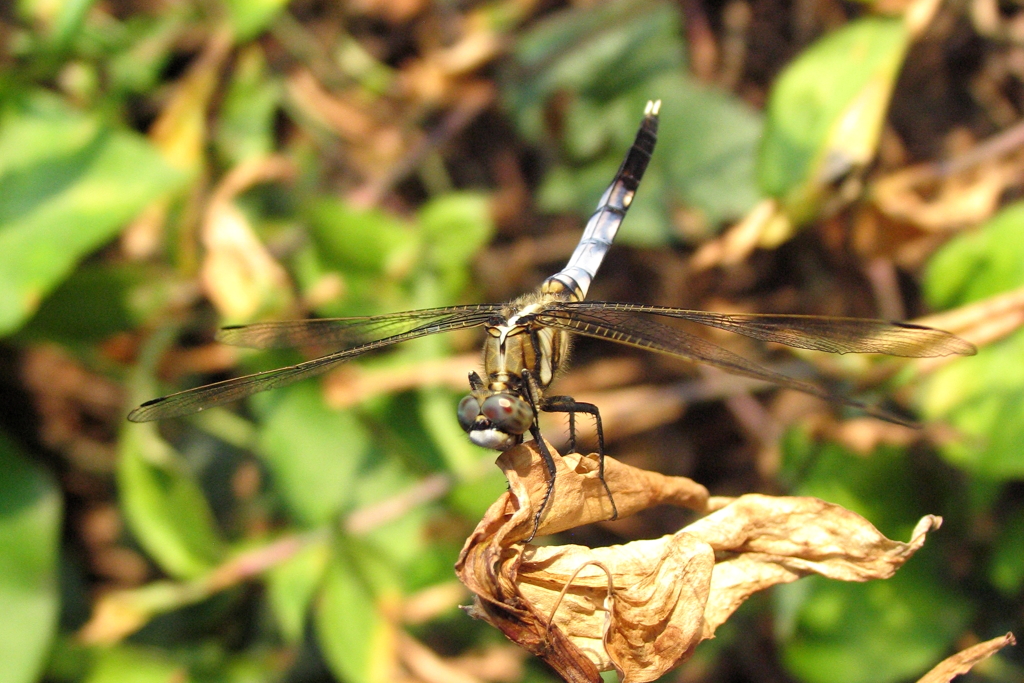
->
[543,99,660,300]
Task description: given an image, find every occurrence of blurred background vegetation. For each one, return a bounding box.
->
[1,0,1023,681]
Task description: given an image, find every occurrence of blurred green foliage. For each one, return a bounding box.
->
[0,434,62,683]
[758,16,909,225]
[0,95,185,335]
[776,433,972,683]
[0,1,1021,683]
[921,201,1024,478]
[504,0,762,243]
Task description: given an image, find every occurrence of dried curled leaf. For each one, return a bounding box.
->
[456,442,710,682]
[497,441,711,542]
[456,442,942,682]
[519,535,713,682]
[687,495,941,635]
[916,632,1015,683]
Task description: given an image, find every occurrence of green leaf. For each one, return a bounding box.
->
[19,263,156,346]
[224,0,290,42]
[535,87,762,243]
[214,46,281,165]
[924,200,1024,307]
[990,507,1024,595]
[505,0,761,241]
[17,0,96,53]
[120,329,226,580]
[333,431,431,569]
[918,331,1024,477]
[778,563,970,683]
[306,198,420,276]
[650,73,761,226]
[505,0,685,140]
[210,650,289,683]
[315,540,400,683]
[257,383,374,526]
[417,192,493,297]
[107,12,186,95]
[417,386,482,479]
[0,433,62,683]
[118,424,227,579]
[0,95,185,335]
[920,201,1024,477]
[84,646,188,683]
[447,468,509,520]
[266,535,330,643]
[49,0,96,53]
[758,17,909,224]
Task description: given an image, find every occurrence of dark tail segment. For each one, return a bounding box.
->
[614,100,659,203]
[543,99,662,301]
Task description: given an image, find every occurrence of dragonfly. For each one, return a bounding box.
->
[129,100,976,533]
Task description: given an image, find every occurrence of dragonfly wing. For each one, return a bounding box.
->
[217,305,504,349]
[128,311,495,422]
[564,303,976,357]
[128,350,369,422]
[539,309,916,426]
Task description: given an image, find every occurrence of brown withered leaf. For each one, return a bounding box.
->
[456,441,942,683]
[518,535,714,681]
[456,442,710,682]
[200,156,296,320]
[871,159,1018,231]
[917,632,1016,683]
[489,441,710,543]
[686,495,942,635]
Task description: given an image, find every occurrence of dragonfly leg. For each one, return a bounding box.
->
[565,408,577,453]
[526,421,558,543]
[542,396,579,451]
[540,397,617,521]
[520,371,557,542]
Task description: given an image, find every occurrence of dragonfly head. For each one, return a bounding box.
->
[457,393,533,450]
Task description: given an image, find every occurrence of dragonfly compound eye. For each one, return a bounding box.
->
[480,394,533,435]
[457,396,481,432]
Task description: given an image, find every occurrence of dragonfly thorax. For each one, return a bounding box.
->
[483,294,573,390]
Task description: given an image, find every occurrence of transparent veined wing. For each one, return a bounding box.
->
[216,304,504,349]
[128,307,499,422]
[560,302,977,357]
[537,306,942,426]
